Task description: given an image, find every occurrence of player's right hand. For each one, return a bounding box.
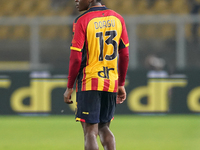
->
[64,88,73,104]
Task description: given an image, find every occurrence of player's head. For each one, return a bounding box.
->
[75,0,102,12]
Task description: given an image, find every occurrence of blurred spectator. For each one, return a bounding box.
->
[189,0,200,41]
[145,54,168,78]
[147,0,156,8]
[145,54,172,112]
[51,0,69,10]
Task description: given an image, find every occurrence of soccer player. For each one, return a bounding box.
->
[64,0,129,150]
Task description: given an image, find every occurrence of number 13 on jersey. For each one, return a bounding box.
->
[96,30,118,61]
[87,16,123,64]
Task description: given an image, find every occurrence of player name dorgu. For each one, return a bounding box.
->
[94,19,115,29]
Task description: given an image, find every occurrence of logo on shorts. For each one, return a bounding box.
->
[82,112,89,115]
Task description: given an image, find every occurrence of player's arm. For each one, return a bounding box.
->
[64,19,85,104]
[64,50,82,104]
[67,50,82,88]
[117,46,129,104]
[117,17,129,104]
[118,46,129,87]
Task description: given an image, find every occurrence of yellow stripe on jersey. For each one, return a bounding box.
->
[121,38,129,48]
[70,46,82,52]
[85,79,92,91]
[125,43,129,47]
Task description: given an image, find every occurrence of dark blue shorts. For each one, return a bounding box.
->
[75,91,117,124]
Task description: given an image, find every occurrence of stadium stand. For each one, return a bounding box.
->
[1,0,195,40]
[0,0,195,40]
[0,0,73,40]
[0,0,199,70]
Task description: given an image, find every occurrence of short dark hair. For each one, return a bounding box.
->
[96,0,101,2]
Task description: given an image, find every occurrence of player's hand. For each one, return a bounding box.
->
[64,88,73,104]
[117,86,126,104]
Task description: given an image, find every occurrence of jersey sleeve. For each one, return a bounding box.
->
[67,19,85,88]
[70,20,86,52]
[118,18,129,86]
[67,50,82,88]
[119,18,129,49]
[118,46,129,86]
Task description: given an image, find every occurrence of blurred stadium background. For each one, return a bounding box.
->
[0,0,200,149]
[0,0,200,71]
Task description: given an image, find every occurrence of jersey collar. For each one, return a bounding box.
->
[88,5,107,11]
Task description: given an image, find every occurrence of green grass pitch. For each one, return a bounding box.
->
[0,115,200,150]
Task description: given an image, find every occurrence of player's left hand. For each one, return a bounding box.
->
[117,86,126,104]
[64,88,73,104]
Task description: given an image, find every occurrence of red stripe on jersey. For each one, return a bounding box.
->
[113,80,118,92]
[86,45,89,66]
[103,79,110,91]
[82,80,86,91]
[91,78,98,90]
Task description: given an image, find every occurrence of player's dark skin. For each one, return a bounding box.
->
[64,0,126,150]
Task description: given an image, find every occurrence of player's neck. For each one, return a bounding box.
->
[89,2,102,8]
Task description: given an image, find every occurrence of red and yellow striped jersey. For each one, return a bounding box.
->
[70,6,129,92]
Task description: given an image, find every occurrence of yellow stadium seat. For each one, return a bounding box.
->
[171,0,189,14]
[185,24,192,38]
[119,0,136,14]
[104,0,120,13]
[59,26,71,39]
[146,25,157,38]
[152,0,171,14]
[35,0,51,16]
[160,24,175,39]
[40,25,71,40]
[135,0,150,15]
[0,0,7,16]
[11,26,29,39]
[1,0,19,16]
[40,26,60,39]
[0,26,10,39]
[16,0,36,17]
[137,24,157,39]
[58,6,74,16]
